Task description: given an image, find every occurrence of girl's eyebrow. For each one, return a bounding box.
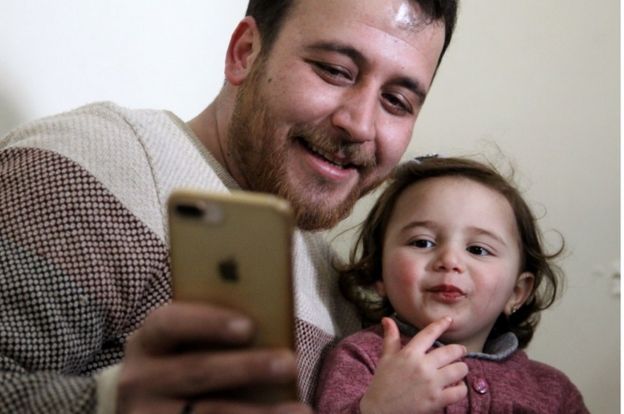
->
[399,220,437,233]
[466,226,508,247]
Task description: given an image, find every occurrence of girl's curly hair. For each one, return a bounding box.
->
[338,156,564,348]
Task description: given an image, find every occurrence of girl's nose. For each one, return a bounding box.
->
[433,246,465,273]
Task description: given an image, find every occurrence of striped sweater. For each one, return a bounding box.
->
[0,102,359,412]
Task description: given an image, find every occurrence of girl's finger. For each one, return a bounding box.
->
[381,317,401,357]
[424,343,467,368]
[403,317,453,354]
[438,381,469,408]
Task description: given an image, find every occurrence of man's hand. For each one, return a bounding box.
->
[359,317,468,414]
[116,302,312,414]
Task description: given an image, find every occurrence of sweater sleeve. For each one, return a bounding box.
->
[0,144,170,412]
[314,332,379,414]
[559,377,590,414]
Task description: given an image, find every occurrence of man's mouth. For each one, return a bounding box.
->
[297,137,355,169]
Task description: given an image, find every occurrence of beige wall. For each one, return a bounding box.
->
[1,1,619,412]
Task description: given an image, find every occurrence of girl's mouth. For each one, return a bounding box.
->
[428,284,466,302]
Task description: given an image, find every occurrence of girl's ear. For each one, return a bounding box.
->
[224,16,263,86]
[505,272,535,316]
[375,280,387,297]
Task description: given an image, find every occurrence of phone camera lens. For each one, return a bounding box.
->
[203,202,224,224]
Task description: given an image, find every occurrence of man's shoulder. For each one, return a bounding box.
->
[38,101,168,125]
[1,101,174,150]
[0,101,185,241]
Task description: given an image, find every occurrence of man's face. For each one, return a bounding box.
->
[228,0,445,230]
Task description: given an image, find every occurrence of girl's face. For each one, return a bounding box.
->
[379,176,534,352]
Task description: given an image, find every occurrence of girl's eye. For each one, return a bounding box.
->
[409,239,435,249]
[467,245,492,256]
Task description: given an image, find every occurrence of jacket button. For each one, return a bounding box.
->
[472,378,489,394]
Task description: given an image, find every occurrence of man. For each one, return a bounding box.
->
[0,0,457,412]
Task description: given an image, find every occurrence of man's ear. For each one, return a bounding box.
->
[505,272,535,316]
[225,16,263,85]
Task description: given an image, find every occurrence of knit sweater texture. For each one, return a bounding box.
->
[315,324,589,414]
[0,102,360,412]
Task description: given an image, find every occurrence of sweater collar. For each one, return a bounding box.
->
[166,111,241,190]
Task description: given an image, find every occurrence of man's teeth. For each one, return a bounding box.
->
[306,142,348,168]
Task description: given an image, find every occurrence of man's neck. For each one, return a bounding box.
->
[188,92,247,189]
[188,101,226,165]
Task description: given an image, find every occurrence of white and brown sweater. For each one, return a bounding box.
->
[0,102,359,412]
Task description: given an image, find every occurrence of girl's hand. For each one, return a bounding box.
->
[359,317,468,414]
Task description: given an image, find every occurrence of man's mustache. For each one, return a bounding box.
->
[288,124,377,169]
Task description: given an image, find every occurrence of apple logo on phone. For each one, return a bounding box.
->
[218,257,239,282]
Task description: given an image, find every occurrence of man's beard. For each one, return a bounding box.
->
[226,58,384,231]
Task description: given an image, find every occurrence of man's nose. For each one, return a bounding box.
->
[330,85,377,143]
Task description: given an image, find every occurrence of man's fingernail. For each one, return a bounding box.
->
[227,318,252,337]
[274,403,309,414]
[271,353,296,378]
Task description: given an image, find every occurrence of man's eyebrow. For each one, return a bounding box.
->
[305,41,428,103]
[305,41,367,65]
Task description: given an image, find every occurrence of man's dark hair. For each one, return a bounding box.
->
[245,0,459,63]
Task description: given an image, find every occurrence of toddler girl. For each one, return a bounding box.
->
[315,156,588,413]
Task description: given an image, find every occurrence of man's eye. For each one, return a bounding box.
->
[467,246,491,256]
[409,239,434,249]
[313,62,352,82]
[382,93,412,116]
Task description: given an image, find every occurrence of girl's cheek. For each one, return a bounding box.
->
[386,253,421,288]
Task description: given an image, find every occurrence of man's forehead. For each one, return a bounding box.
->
[286,0,442,44]
[394,1,431,32]
[277,0,445,89]
[290,0,433,29]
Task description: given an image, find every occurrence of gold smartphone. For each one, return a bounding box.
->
[168,189,297,403]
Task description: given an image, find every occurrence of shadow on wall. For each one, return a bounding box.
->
[0,76,27,137]
[0,98,26,137]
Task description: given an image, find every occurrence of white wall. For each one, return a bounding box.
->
[0,1,247,133]
[1,1,619,412]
